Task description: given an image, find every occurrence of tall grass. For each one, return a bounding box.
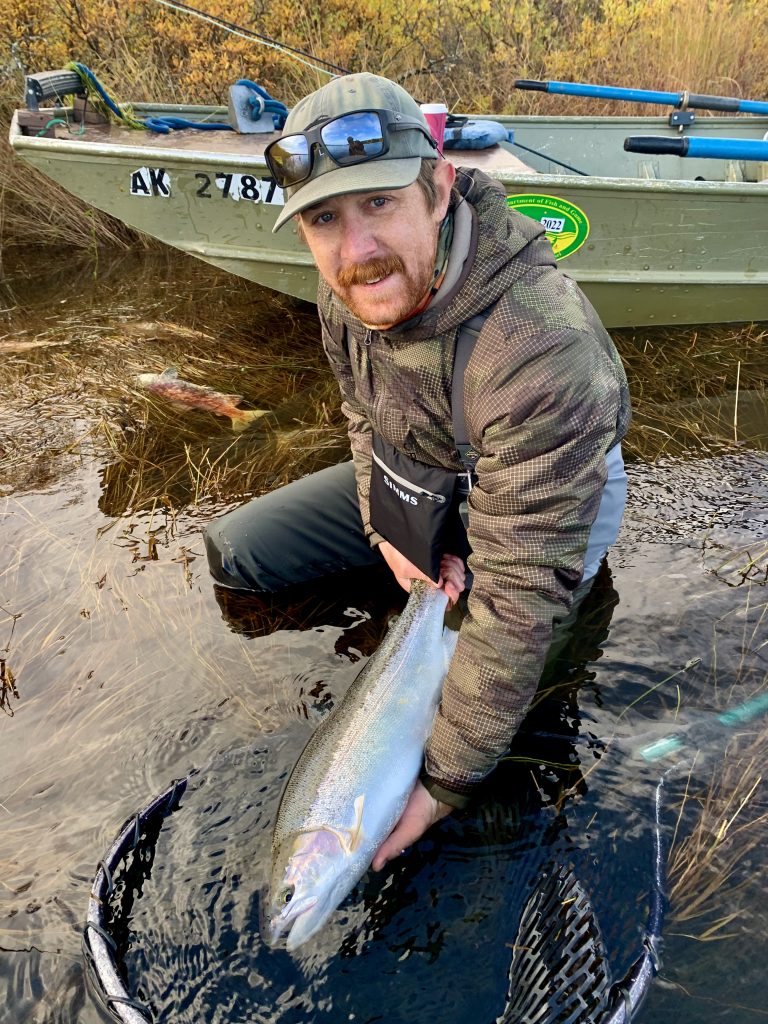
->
[1,0,767,249]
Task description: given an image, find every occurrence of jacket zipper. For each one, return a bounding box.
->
[372,450,447,504]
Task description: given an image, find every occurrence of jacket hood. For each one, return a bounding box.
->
[318,167,557,343]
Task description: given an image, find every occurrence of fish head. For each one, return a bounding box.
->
[263,828,353,951]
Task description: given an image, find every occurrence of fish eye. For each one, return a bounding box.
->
[282,886,294,905]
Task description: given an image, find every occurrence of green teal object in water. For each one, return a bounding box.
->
[640,689,768,763]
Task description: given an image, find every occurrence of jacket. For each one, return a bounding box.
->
[318,167,631,805]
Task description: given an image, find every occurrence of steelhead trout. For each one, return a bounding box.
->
[264,580,458,951]
[136,367,269,432]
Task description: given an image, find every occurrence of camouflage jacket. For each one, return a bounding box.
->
[318,168,631,805]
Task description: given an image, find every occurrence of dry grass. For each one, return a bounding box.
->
[2,0,768,248]
[667,724,768,940]
[614,322,768,462]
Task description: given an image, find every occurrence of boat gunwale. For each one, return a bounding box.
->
[126,102,768,130]
[185,240,768,284]
[10,112,768,196]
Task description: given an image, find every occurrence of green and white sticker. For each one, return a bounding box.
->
[506,193,589,260]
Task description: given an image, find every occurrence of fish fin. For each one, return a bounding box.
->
[230,408,271,433]
[160,367,179,379]
[348,794,365,852]
[442,625,459,672]
[300,797,366,856]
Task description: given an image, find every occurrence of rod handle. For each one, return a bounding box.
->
[624,136,689,156]
[514,79,549,92]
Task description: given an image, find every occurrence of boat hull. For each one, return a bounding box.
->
[10,106,768,328]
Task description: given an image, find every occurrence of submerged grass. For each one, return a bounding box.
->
[668,724,768,940]
[0,252,347,508]
[613,321,768,462]
[1,251,766,520]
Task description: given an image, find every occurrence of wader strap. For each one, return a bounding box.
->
[452,311,491,484]
[337,306,493,484]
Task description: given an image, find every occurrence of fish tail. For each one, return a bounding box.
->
[230,408,271,433]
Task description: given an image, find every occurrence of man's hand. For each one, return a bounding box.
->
[378,541,465,604]
[371,780,453,871]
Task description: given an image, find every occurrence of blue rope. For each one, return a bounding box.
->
[68,62,145,128]
[67,63,287,134]
[235,79,288,129]
[142,115,232,133]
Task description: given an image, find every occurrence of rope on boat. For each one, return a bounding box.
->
[67,63,148,130]
[34,116,84,138]
[152,0,350,78]
[232,79,288,129]
[66,63,287,135]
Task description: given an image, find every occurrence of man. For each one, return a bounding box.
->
[204,73,630,869]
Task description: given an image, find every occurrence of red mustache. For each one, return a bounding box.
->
[337,255,405,288]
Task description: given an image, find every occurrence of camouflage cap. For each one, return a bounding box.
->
[272,73,438,232]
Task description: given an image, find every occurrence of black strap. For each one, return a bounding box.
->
[335,308,493,481]
[452,309,492,479]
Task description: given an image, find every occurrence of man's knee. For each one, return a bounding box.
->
[202,462,374,593]
[202,503,282,592]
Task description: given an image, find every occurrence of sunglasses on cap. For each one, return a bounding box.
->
[264,108,438,190]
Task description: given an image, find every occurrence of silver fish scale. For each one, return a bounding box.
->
[273,581,449,851]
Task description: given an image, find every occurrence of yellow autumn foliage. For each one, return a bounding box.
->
[1,0,767,246]
[2,0,764,111]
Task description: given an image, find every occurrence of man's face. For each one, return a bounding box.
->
[297,162,455,327]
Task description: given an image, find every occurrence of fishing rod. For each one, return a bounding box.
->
[625,135,768,162]
[507,139,589,176]
[515,79,768,116]
[151,0,351,78]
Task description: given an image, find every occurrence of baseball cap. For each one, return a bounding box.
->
[271,73,438,232]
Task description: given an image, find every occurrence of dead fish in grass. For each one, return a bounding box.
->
[135,368,269,432]
[264,580,458,951]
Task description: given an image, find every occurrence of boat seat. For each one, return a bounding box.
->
[444,144,537,175]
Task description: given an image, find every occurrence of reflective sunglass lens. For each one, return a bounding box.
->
[321,111,385,165]
[268,135,311,186]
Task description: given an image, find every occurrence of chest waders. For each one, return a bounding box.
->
[367,312,489,582]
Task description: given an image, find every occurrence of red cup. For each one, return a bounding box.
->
[420,103,448,156]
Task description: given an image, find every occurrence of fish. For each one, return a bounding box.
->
[135,367,269,432]
[264,579,458,951]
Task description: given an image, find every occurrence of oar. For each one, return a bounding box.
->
[515,79,768,116]
[624,135,768,162]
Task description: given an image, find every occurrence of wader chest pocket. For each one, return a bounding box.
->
[369,435,462,582]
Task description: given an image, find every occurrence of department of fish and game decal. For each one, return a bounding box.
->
[506,194,589,260]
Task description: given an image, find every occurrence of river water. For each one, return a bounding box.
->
[1,252,766,1024]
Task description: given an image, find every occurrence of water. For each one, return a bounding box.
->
[1,252,767,1023]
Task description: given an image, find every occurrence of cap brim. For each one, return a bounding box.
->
[272,157,422,232]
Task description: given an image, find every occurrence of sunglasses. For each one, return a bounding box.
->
[264,108,438,189]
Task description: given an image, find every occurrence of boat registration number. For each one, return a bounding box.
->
[129,166,285,205]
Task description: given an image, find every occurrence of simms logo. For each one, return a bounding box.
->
[384,474,418,506]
